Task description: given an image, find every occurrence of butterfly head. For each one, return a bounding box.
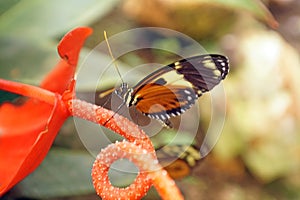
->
[115,83,134,107]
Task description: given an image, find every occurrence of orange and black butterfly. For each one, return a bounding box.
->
[111,54,229,127]
[156,144,202,179]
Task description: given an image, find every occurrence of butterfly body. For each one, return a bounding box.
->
[114,54,229,127]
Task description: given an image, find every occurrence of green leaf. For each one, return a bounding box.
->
[0,0,21,16]
[0,0,121,85]
[10,148,143,199]
[11,148,95,199]
[0,91,20,104]
[0,36,58,84]
[0,39,141,91]
[0,0,120,39]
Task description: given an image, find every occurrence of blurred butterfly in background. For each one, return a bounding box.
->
[156,144,202,179]
[110,54,229,128]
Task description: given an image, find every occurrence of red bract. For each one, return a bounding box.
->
[0,27,92,195]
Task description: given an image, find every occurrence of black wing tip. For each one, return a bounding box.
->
[169,54,230,76]
[208,54,230,79]
[184,54,230,81]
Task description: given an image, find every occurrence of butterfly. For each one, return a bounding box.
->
[156,144,202,179]
[111,54,229,128]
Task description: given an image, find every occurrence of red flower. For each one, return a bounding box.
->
[0,27,183,200]
[0,27,92,195]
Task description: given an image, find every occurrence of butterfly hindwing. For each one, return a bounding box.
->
[134,84,197,119]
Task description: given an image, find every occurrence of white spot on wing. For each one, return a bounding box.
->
[184,89,191,94]
[174,61,181,69]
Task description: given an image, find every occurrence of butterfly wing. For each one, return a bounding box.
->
[156,144,202,179]
[127,54,229,122]
[134,84,197,120]
[173,54,229,95]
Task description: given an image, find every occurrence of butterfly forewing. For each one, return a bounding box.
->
[171,54,229,94]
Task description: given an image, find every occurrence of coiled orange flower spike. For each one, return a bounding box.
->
[70,99,184,200]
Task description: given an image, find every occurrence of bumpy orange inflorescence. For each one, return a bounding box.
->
[92,141,154,199]
[70,99,184,200]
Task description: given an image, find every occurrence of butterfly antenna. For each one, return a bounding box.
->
[103,101,126,126]
[99,31,123,105]
[104,31,124,83]
[101,31,127,126]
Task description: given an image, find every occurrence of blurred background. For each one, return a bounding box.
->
[1,0,300,199]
